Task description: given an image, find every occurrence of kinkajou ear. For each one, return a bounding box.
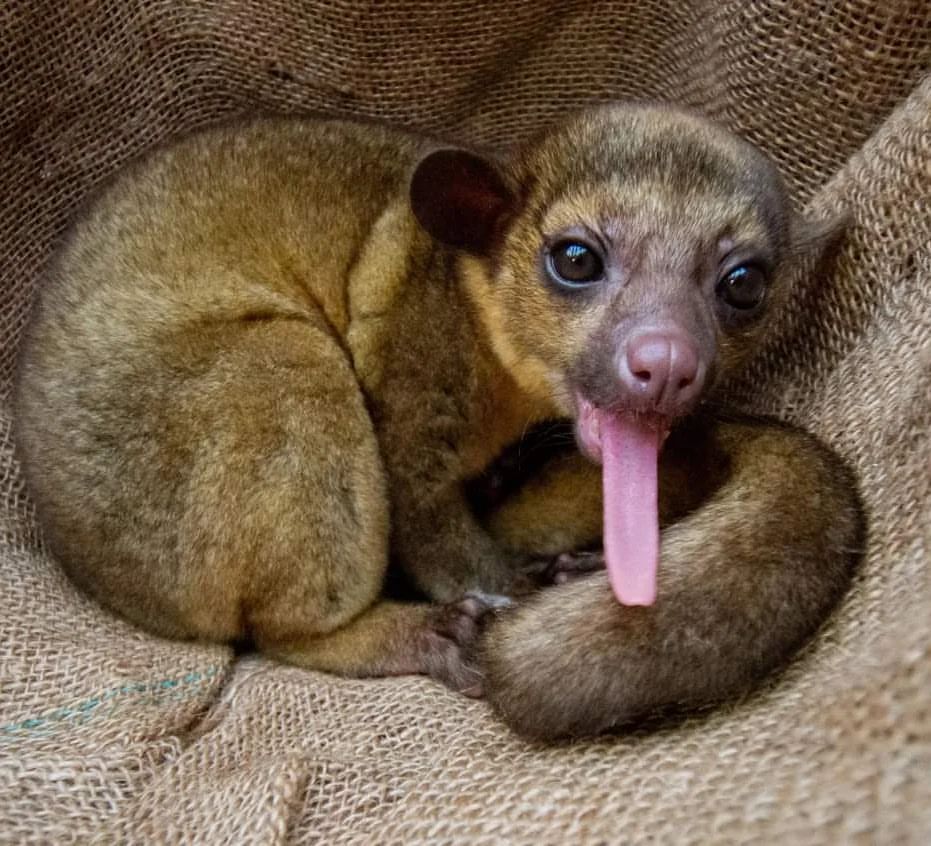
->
[410,149,515,254]
[790,208,851,264]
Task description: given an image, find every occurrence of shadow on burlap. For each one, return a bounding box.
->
[1,2,928,843]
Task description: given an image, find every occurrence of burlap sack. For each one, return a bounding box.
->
[1,2,928,843]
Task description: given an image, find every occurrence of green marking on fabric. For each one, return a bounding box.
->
[1,665,222,740]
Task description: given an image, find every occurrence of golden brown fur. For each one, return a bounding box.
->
[15,119,522,693]
[14,105,863,735]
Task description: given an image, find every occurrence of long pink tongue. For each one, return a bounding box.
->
[601,413,660,606]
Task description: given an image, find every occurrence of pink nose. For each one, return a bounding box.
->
[618,328,704,415]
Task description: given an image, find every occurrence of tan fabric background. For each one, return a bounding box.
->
[1,1,929,842]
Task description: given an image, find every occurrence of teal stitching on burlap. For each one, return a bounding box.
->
[1,666,221,740]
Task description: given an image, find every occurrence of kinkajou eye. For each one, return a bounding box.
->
[546,240,605,288]
[715,264,767,310]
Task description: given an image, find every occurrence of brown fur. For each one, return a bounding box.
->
[13,105,864,735]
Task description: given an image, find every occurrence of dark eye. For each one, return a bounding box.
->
[547,241,605,287]
[716,265,767,310]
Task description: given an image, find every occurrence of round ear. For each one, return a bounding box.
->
[790,209,851,264]
[410,149,514,254]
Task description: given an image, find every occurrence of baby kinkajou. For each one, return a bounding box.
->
[14,104,863,739]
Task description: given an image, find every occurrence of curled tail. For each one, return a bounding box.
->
[482,419,865,740]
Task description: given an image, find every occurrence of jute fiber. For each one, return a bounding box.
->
[1,1,928,842]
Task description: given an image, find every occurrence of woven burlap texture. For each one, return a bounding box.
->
[1,1,929,843]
